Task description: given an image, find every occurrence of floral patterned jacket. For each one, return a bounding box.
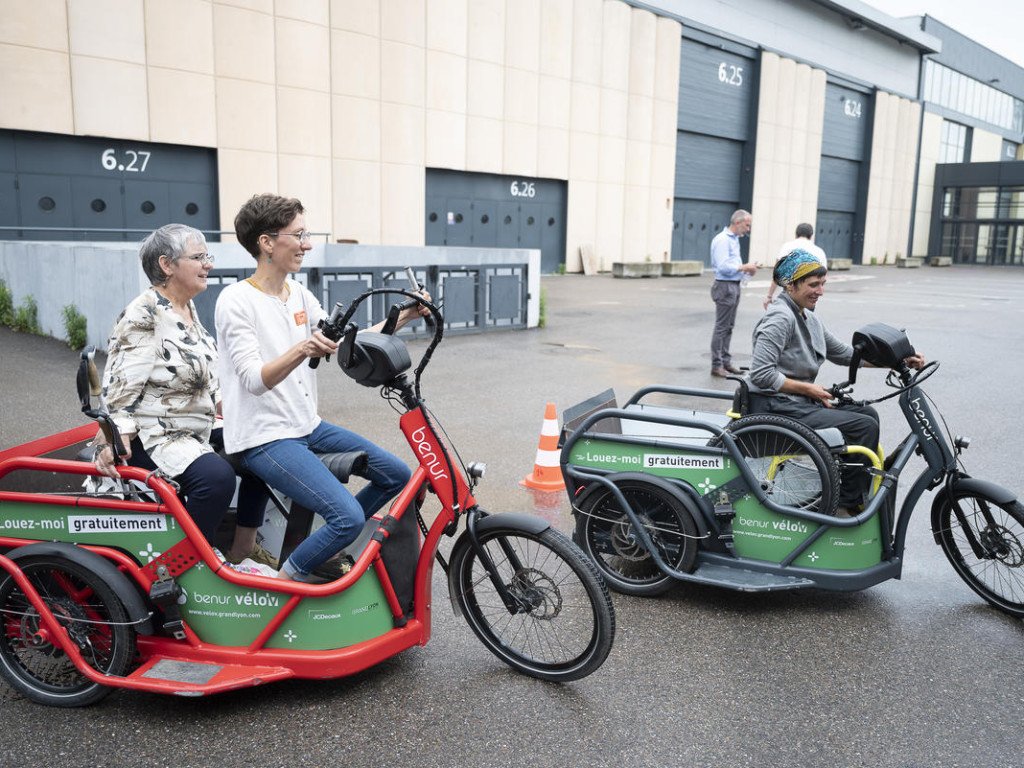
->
[102,287,220,477]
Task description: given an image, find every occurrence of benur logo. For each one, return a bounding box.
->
[410,426,450,480]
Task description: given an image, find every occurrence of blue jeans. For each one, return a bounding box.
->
[240,421,410,578]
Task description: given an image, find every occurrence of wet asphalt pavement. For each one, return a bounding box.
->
[1,264,1023,767]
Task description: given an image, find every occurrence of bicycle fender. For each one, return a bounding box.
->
[447,512,552,561]
[6,542,155,635]
[446,512,552,615]
[930,476,1018,544]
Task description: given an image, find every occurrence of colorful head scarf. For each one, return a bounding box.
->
[774,249,825,287]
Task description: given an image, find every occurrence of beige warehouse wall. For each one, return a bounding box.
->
[564,2,680,271]
[971,126,1006,162]
[1,0,679,268]
[911,110,943,258]
[862,91,920,265]
[749,51,827,267]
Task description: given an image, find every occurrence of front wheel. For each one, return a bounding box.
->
[935,491,1024,618]
[0,556,136,706]
[450,526,614,682]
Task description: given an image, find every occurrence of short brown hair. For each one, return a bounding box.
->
[233,194,305,258]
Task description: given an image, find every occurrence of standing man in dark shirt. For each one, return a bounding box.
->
[709,209,757,378]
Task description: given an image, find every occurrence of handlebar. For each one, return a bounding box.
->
[335,286,445,402]
[828,360,938,408]
[827,382,868,408]
[309,301,347,369]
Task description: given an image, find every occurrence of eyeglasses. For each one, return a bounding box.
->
[182,252,215,265]
[267,230,313,243]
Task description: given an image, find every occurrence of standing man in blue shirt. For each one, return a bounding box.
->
[709,209,758,378]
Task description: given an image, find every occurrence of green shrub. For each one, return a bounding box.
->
[13,294,40,334]
[62,304,88,350]
[538,286,547,328]
[0,278,13,326]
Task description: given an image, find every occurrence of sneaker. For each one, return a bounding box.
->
[226,543,279,570]
[310,555,354,582]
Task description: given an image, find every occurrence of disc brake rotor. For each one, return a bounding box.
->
[509,568,561,620]
[981,525,1024,567]
[609,512,657,562]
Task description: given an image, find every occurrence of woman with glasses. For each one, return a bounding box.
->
[215,194,428,582]
[92,223,274,568]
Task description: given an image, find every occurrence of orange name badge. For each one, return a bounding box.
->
[294,310,307,326]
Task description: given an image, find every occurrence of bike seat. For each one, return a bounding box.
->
[218,449,369,484]
[318,451,369,483]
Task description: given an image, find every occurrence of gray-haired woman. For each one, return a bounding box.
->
[92,223,273,567]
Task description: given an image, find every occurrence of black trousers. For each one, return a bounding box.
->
[128,434,268,544]
[750,395,880,507]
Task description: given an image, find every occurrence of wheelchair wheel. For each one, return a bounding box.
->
[0,556,136,707]
[575,480,698,596]
[710,414,840,515]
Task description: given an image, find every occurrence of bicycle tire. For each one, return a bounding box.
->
[709,414,840,515]
[0,556,136,707]
[575,480,698,596]
[450,526,614,682]
[935,490,1024,618]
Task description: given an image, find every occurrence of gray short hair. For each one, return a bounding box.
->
[139,224,206,285]
[731,209,751,225]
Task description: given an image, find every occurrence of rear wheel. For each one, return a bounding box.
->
[935,491,1024,618]
[575,481,698,596]
[0,556,136,706]
[710,414,840,514]
[450,526,614,682]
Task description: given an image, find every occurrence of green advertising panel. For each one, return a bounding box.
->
[178,566,394,650]
[567,438,738,493]
[0,500,185,556]
[731,496,882,569]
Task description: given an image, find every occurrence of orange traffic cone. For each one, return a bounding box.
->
[520,402,565,492]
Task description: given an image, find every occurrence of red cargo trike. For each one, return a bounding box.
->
[0,288,614,707]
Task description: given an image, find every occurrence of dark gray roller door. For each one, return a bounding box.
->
[675,133,745,202]
[814,212,855,262]
[71,177,125,233]
[816,83,872,263]
[817,157,860,212]
[425,169,566,273]
[0,132,15,238]
[0,129,218,241]
[18,174,74,239]
[672,200,736,263]
[672,32,757,264]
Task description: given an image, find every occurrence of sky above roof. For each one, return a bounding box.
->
[868,0,1024,68]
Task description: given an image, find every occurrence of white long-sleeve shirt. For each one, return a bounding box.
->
[214,279,327,453]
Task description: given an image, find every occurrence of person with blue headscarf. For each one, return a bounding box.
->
[746,250,923,515]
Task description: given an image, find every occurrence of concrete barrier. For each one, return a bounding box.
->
[661,261,704,277]
[828,258,853,271]
[612,262,661,278]
[930,256,953,267]
[896,256,923,268]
